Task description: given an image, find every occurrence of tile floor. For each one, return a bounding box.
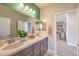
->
[57,39,77,56]
[44,50,55,56]
[44,39,77,56]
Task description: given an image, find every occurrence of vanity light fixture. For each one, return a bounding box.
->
[33,11,36,14]
[23,6,29,11]
[29,8,32,12]
[19,3,24,8]
[25,6,29,10]
[43,19,46,23]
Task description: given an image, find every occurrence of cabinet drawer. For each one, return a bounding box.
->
[13,45,33,56]
[26,50,34,56]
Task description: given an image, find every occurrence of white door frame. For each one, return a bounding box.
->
[54,9,77,54]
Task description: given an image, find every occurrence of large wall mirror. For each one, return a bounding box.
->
[0,15,33,40]
[35,20,46,31]
[0,16,46,40]
[18,20,32,35]
[0,17,11,39]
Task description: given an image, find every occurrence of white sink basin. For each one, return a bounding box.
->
[1,39,24,50]
[2,42,23,50]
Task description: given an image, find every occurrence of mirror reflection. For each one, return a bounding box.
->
[0,17,10,40]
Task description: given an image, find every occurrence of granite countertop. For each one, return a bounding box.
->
[0,34,48,56]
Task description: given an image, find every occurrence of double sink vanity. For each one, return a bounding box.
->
[0,34,48,56]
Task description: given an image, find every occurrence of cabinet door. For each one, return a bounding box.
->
[41,37,48,56]
[46,37,48,51]
[12,49,27,56]
[34,42,41,56]
[44,37,48,52]
[41,41,46,55]
[24,46,34,56]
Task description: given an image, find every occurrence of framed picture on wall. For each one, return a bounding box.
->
[57,25,62,30]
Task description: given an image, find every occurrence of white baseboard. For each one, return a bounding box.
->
[48,49,57,55]
[47,49,59,56]
[48,49,55,53]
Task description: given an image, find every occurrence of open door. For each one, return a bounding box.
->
[56,11,77,56]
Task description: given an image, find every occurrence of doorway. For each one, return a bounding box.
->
[56,10,77,56]
[56,13,67,41]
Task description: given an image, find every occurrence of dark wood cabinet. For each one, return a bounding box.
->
[26,50,34,56]
[12,45,34,56]
[12,37,48,56]
[41,37,48,56]
[34,42,41,56]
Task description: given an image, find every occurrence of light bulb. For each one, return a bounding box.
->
[29,8,32,12]
[19,3,24,8]
[43,19,46,23]
[33,11,35,14]
[25,6,29,10]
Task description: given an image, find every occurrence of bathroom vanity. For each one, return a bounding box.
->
[13,37,48,56]
[0,35,48,56]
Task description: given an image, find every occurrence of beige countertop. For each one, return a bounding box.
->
[0,34,48,56]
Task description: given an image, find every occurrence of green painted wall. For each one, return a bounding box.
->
[0,3,40,19]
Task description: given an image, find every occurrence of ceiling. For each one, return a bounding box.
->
[35,3,78,8]
[35,3,51,8]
